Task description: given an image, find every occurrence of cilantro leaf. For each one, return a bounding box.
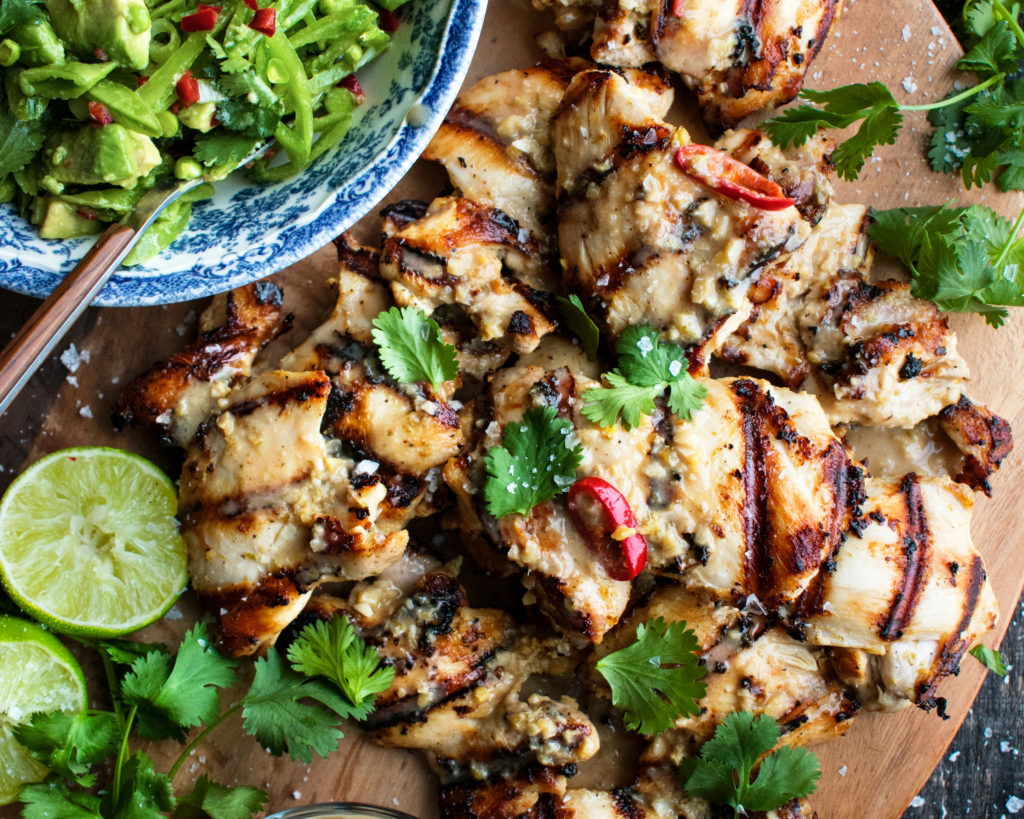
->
[286,617,394,720]
[121,623,237,741]
[0,109,45,177]
[681,712,821,813]
[482,405,583,518]
[595,617,706,736]
[556,294,600,361]
[20,778,104,819]
[176,775,268,819]
[371,306,460,393]
[98,639,169,667]
[0,0,44,35]
[242,650,346,763]
[113,752,176,817]
[193,133,263,169]
[13,712,120,787]
[582,325,706,430]
[970,643,1008,676]
[215,100,281,139]
[831,102,902,181]
[869,203,1024,326]
[957,19,1019,77]
[581,372,662,431]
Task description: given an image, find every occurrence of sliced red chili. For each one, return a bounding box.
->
[339,74,366,103]
[675,143,796,211]
[249,7,276,36]
[243,0,258,8]
[93,47,109,61]
[567,477,648,582]
[88,101,114,126]
[136,75,149,88]
[75,208,98,221]
[379,9,400,32]
[175,70,200,108]
[181,6,218,31]
[671,0,686,15]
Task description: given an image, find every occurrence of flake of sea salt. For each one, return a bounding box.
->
[902,77,918,94]
[79,406,93,419]
[910,796,926,809]
[1006,796,1024,814]
[902,24,911,41]
[60,344,82,372]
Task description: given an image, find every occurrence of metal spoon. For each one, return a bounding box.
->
[0,144,268,416]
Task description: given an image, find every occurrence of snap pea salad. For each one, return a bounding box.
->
[0,0,408,264]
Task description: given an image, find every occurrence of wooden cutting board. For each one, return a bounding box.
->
[2,1,1022,817]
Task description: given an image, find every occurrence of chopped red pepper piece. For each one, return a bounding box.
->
[136,75,149,88]
[248,7,276,36]
[675,144,796,211]
[379,9,400,32]
[567,477,648,582]
[339,74,366,103]
[243,0,257,8]
[93,47,109,61]
[175,70,200,109]
[87,101,114,126]
[75,208,98,221]
[181,5,218,31]
[671,0,685,15]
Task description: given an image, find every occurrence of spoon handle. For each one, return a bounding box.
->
[0,223,137,417]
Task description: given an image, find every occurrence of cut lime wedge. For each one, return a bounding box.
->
[0,615,86,804]
[0,447,187,637]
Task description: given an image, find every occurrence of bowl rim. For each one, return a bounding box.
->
[0,0,485,307]
[263,802,418,819]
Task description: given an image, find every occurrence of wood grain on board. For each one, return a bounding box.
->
[1,0,1022,817]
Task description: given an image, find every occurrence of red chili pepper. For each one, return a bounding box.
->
[671,0,685,15]
[75,208,98,221]
[93,47,109,61]
[136,75,149,88]
[339,74,366,102]
[88,101,114,126]
[379,9,400,32]
[248,7,276,36]
[175,70,200,108]
[567,477,648,581]
[181,5,218,31]
[675,144,796,211]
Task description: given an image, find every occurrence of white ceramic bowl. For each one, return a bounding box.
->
[0,0,485,306]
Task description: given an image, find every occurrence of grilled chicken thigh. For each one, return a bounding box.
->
[114,281,288,445]
[553,70,809,368]
[796,475,999,709]
[302,553,599,782]
[533,0,841,129]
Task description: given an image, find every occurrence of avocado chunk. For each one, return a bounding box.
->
[45,0,151,70]
[45,124,161,188]
[33,196,104,239]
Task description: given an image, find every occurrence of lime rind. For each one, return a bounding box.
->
[0,447,188,637]
[0,615,86,805]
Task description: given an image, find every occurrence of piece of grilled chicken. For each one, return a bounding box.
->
[114,281,289,445]
[532,0,841,130]
[713,130,1014,492]
[445,339,860,643]
[796,474,999,710]
[381,60,673,357]
[122,242,466,655]
[294,551,599,783]
[553,70,810,370]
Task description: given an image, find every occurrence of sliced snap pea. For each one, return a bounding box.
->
[57,187,143,213]
[260,31,313,165]
[3,71,49,120]
[148,18,181,65]
[19,61,116,99]
[136,30,209,110]
[87,80,163,137]
[288,8,373,50]
[124,198,191,265]
[0,40,20,67]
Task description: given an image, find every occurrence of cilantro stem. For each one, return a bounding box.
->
[991,0,1024,51]
[167,702,242,781]
[899,72,1004,111]
[93,642,126,729]
[993,206,1024,269]
[111,704,137,808]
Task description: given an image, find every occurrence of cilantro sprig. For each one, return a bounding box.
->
[582,325,707,430]
[868,203,1024,326]
[970,643,1008,676]
[483,405,583,518]
[595,617,707,736]
[14,617,392,818]
[371,306,460,394]
[680,712,822,816]
[764,0,1023,183]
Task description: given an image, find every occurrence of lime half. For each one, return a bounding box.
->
[0,447,187,637]
[0,615,86,804]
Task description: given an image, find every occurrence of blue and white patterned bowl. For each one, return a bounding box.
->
[0,0,484,306]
